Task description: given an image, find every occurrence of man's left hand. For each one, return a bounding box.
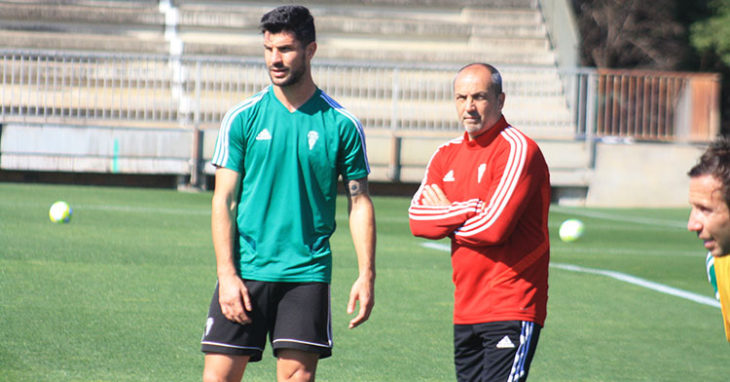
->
[347,275,374,329]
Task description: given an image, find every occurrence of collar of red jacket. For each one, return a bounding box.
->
[463,115,508,148]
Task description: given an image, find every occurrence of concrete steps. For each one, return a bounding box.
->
[176,0,538,8]
[0,30,168,54]
[174,2,554,65]
[0,2,555,65]
[0,0,581,181]
[0,1,166,53]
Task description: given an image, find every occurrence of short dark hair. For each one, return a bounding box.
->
[260,5,316,46]
[688,137,730,207]
[456,62,503,95]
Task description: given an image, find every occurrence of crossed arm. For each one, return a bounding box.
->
[420,183,451,206]
[409,150,544,246]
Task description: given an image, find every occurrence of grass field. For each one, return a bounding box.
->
[1,182,728,381]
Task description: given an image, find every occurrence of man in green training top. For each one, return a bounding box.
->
[200,5,376,381]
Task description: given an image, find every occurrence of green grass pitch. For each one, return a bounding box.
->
[1,182,728,381]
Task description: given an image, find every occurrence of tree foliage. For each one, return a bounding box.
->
[691,0,730,66]
[572,0,691,69]
[572,0,729,134]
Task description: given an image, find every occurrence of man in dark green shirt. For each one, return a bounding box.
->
[201,5,376,381]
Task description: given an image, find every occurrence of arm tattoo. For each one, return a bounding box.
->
[346,178,369,197]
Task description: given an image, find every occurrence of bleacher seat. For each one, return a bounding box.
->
[0,1,166,53]
[0,0,584,188]
[0,0,574,135]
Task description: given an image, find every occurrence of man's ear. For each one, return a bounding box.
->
[497,92,506,111]
[306,41,317,60]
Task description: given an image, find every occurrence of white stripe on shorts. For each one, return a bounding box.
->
[507,321,534,382]
[200,341,263,352]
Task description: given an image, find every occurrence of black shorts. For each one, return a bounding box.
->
[454,320,541,382]
[200,280,332,362]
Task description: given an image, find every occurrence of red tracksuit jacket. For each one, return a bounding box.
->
[409,116,550,326]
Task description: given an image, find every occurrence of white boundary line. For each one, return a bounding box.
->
[419,242,720,309]
[550,262,720,308]
[550,205,687,229]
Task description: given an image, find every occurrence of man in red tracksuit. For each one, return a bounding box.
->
[409,63,550,382]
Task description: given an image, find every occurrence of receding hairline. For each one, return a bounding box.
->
[457,63,498,75]
[454,63,503,94]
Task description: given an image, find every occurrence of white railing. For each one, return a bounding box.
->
[0,49,572,136]
[0,49,720,142]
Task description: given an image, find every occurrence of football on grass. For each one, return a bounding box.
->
[559,219,584,242]
[49,201,72,223]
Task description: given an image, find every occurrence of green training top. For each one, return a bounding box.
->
[211,86,370,283]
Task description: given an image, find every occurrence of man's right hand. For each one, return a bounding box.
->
[218,275,253,324]
[422,184,452,206]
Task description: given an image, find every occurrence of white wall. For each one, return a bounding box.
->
[586,142,705,207]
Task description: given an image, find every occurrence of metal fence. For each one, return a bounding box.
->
[562,68,721,142]
[0,49,721,142]
[0,50,462,131]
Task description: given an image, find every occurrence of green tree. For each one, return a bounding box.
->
[691,0,730,134]
[572,0,728,134]
[572,0,691,69]
[691,0,730,66]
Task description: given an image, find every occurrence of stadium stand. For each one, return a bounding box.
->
[13,0,696,205]
[176,1,555,65]
[0,1,166,53]
[0,0,583,193]
[0,0,574,135]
